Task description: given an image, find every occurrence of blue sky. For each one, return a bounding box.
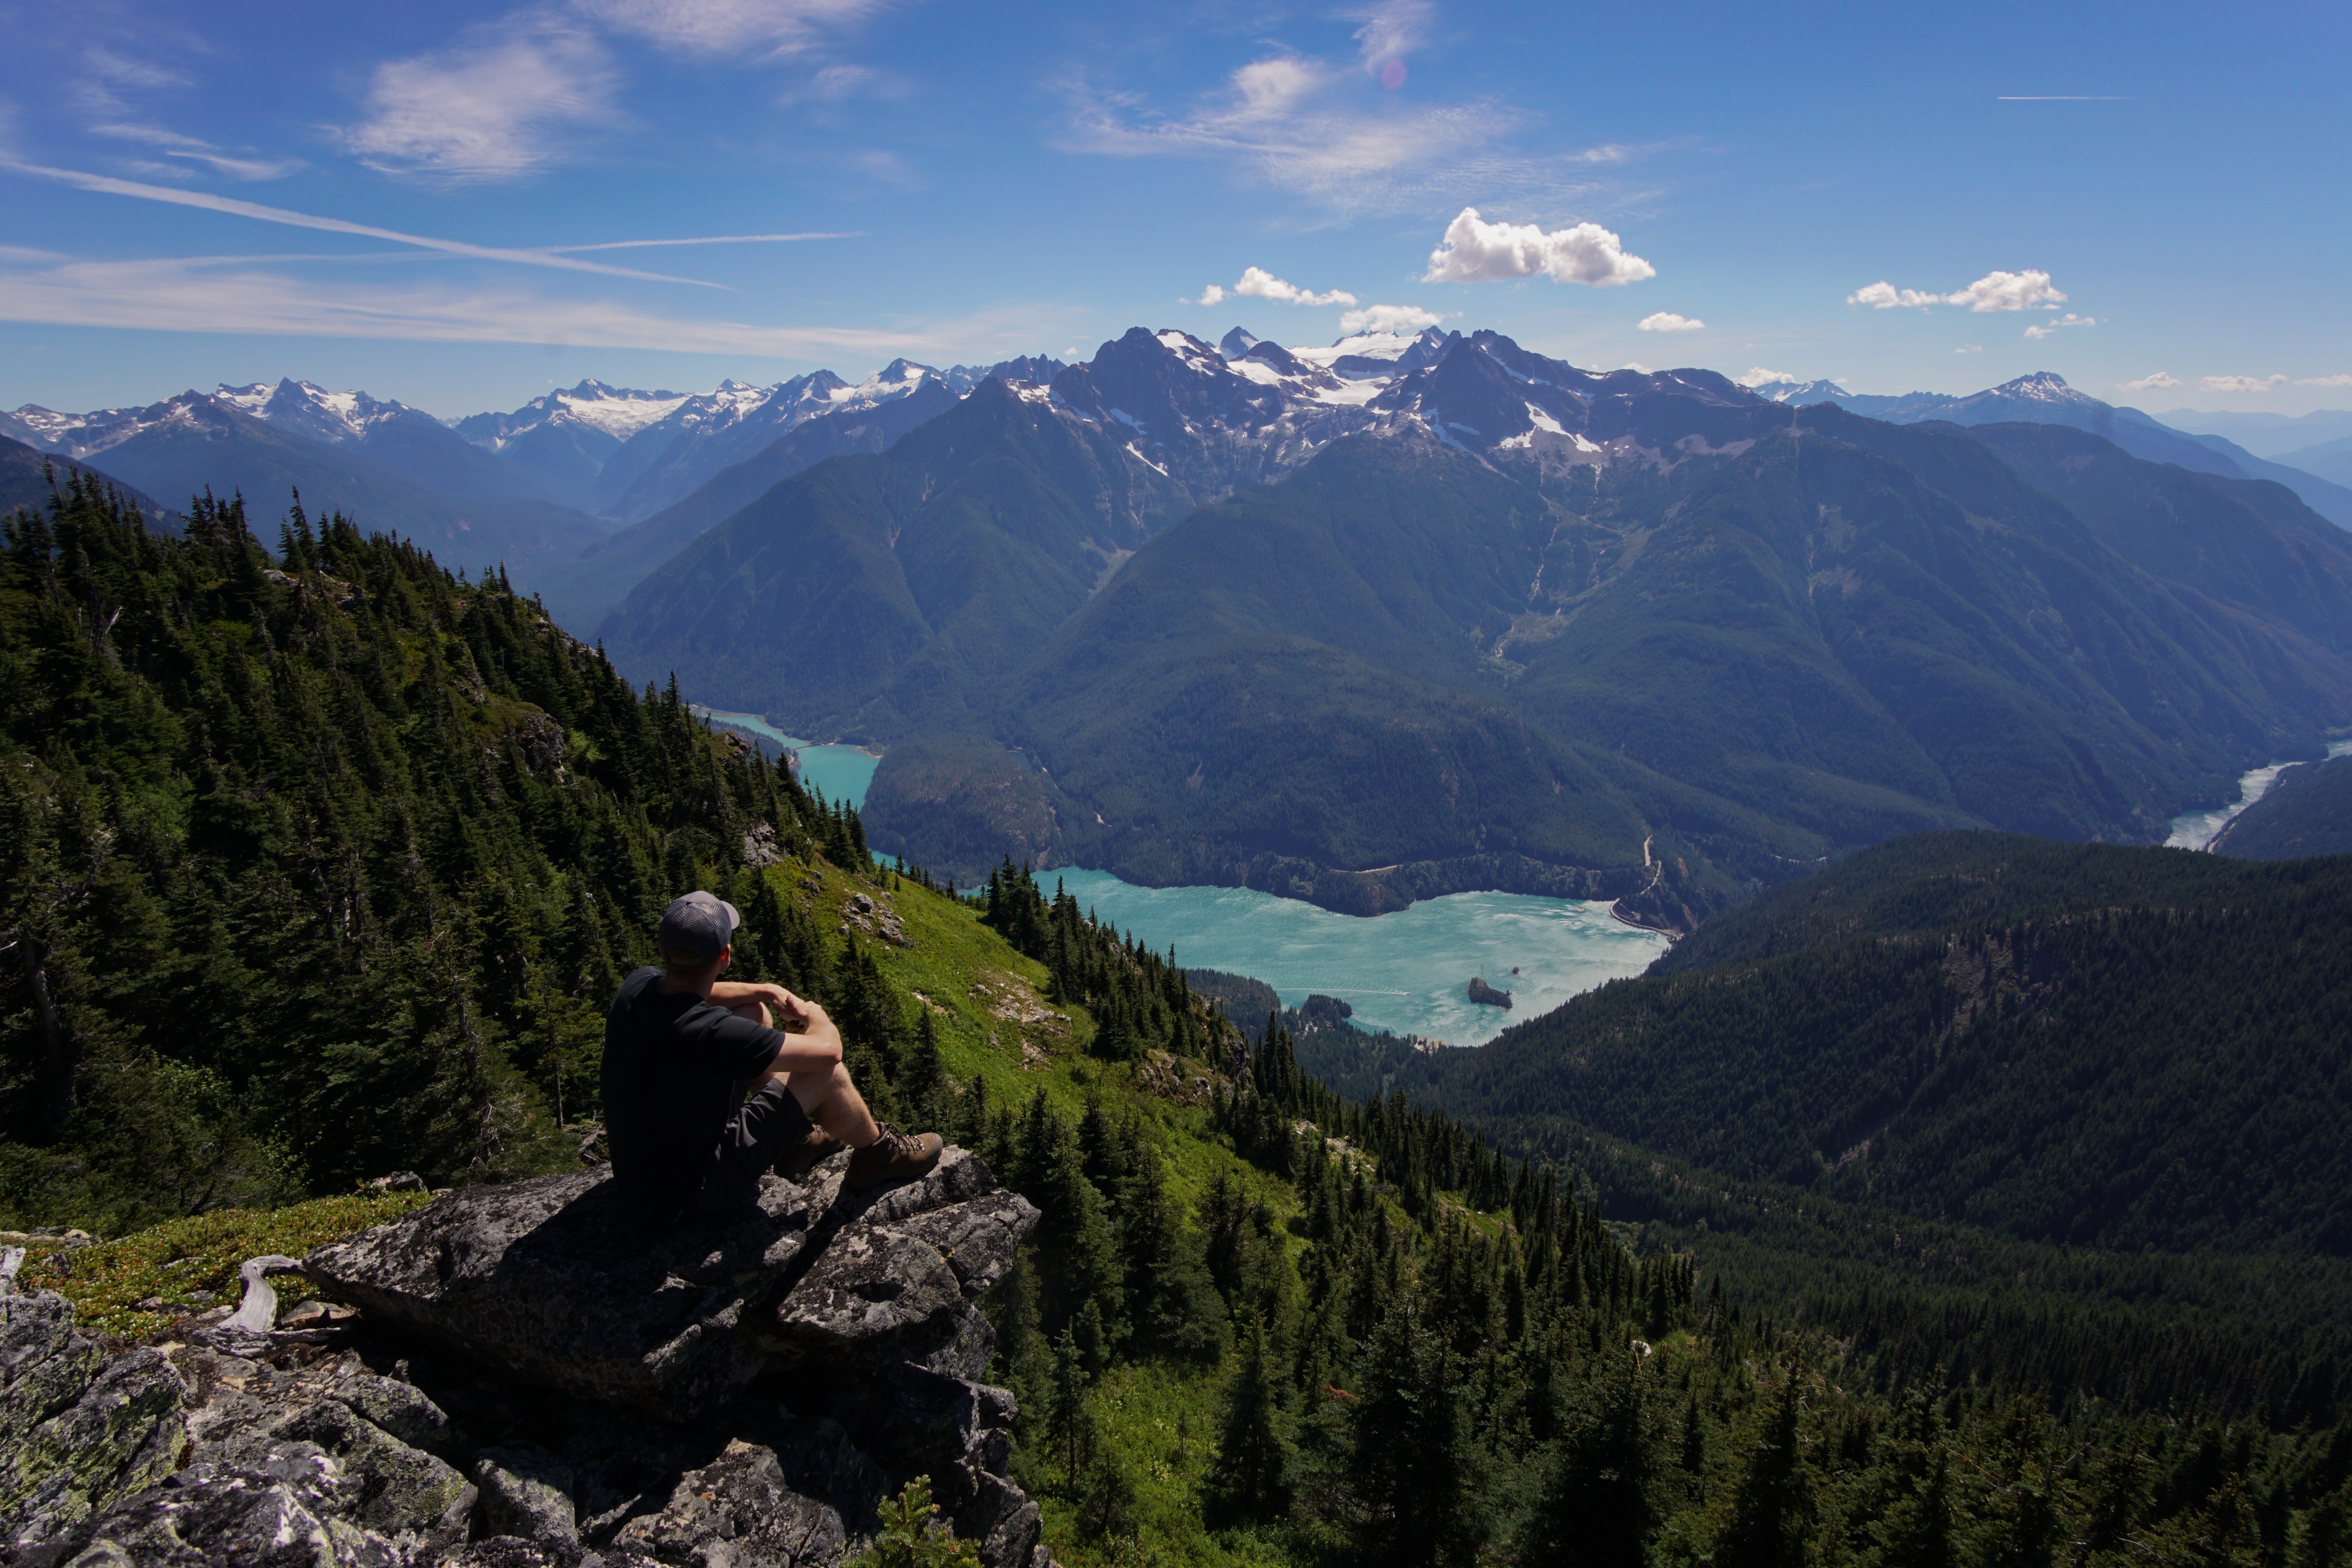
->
[3,0,2347,420]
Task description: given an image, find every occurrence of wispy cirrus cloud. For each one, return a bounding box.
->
[2296,374,2352,388]
[339,13,617,182]
[2201,374,2287,393]
[0,249,993,365]
[2120,372,2181,390]
[573,0,891,56]
[0,160,849,285]
[1057,28,1623,217]
[68,45,303,183]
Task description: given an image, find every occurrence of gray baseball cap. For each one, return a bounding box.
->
[657,891,740,962]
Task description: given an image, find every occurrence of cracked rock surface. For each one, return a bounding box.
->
[0,1147,1053,1568]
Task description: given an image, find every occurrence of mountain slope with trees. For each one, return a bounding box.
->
[0,475,855,1229]
[1377,834,2352,1256]
[2213,756,2352,858]
[9,482,2352,1565]
[912,401,2352,920]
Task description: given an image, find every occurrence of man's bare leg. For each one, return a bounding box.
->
[784,1060,881,1149]
[724,996,938,1188]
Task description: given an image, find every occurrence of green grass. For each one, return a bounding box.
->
[16,1190,433,1338]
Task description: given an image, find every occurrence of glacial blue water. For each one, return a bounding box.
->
[682,706,1664,1043]
[1051,869,1668,1047]
[2164,739,2352,850]
[689,706,880,809]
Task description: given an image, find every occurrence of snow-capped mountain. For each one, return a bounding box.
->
[443,363,1029,522]
[1751,378,1854,406]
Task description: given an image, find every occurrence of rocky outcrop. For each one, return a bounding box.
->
[1465,975,1513,1009]
[1,1147,1052,1568]
[1,1292,188,1562]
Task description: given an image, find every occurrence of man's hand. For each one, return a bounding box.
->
[709,979,795,1018]
[765,993,843,1076]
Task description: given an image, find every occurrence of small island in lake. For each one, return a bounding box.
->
[1466,975,1514,1009]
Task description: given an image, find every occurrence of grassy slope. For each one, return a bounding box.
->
[846,863,1300,1564]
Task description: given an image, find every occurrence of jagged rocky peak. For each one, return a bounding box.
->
[0,1146,1055,1568]
[1216,325,1263,359]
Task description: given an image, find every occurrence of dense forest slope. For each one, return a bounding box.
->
[9,485,2352,1564]
[1388,834,2352,1255]
[2214,756,2352,858]
[0,477,857,1229]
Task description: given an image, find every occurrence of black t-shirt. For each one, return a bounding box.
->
[601,967,783,1225]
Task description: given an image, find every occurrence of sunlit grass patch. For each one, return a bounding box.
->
[17,1190,432,1338]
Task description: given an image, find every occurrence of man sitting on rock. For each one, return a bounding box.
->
[603,891,942,1229]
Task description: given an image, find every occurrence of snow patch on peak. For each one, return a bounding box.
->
[552,386,692,437]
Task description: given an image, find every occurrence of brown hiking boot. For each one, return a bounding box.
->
[844,1125,944,1192]
[775,1125,846,1179]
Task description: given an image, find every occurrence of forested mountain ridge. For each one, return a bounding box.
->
[0,476,864,1231]
[1373,834,2352,1256]
[2212,754,2352,858]
[856,387,2352,921]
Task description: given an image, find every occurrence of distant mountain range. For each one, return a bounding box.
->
[1757,371,2352,528]
[13,339,2352,930]
[443,360,1028,521]
[591,326,2352,925]
[2154,406,2352,458]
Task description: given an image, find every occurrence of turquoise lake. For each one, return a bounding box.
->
[1051,870,1666,1047]
[685,706,1664,1044]
[686,700,2349,1041]
[690,706,880,809]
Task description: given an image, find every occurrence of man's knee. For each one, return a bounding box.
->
[786,1059,853,1114]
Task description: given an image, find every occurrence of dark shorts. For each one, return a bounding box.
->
[694,1076,813,1217]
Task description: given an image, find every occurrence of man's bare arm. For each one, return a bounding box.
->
[756,992,844,1078]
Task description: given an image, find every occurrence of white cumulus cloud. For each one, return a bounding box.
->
[1182,284,1228,307]
[2120,372,2182,390]
[340,16,615,181]
[2296,374,2352,388]
[1737,367,1798,388]
[1637,311,1704,332]
[2200,374,2287,394]
[2023,312,2097,339]
[1949,269,2066,312]
[1847,281,1945,309]
[1233,266,1357,307]
[1423,206,1655,287]
[1849,270,2067,313]
[1339,303,1443,334]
